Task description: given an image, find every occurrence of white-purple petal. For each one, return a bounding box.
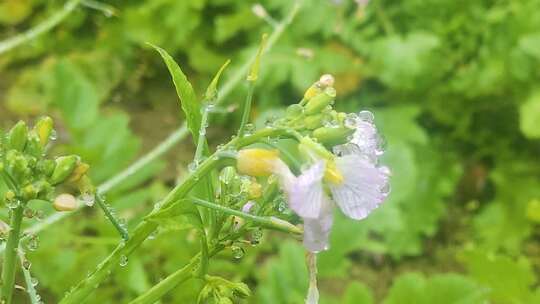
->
[330,154,389,220]
[303,198,334,252]
[281,161,326,219]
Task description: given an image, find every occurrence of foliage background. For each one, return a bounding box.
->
[1,0,540,303]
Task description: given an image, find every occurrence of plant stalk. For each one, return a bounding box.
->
[238,82,256,137]
[1,206,25,304]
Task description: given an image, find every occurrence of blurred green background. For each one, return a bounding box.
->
[1,0,540,303]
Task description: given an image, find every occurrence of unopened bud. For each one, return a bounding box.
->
[237,149,280,177]
[50,155,79,185]
[305,87,336,115]
[232,282,252,298]
[319,74,335,88]
[34,116,54,147]
[53,193,78,211]
[22,184,37,200]
[67,162,90,183]
[247,182,262,199]
[312,126,354,148]
[7,121,28,151]
[304,114,325,129]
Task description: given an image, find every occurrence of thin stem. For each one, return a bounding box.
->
[0,0,82,55]
[190,198,301,235]
[1,206,25,304]
[128,257,197,304]
[95,193,129,240]
[19,251,41,304]
[238,82,256,137]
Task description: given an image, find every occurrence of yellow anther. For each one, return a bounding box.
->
[324,161,343,185]
[237,149,281,177]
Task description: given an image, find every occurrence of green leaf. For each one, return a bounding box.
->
[519,92,540,139]
[145,199,202,231]
[383,272,487,304]
[460,248,536,303]
[149,43,202,143]
[342,282,373,304]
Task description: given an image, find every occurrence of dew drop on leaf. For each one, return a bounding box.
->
[231,246,245,259]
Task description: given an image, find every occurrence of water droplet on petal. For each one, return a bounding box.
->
[357,110,374,123]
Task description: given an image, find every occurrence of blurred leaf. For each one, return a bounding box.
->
[342,281,373,304]
[383,272,487,304]
[460,248,536,303]
[519,92,540,139]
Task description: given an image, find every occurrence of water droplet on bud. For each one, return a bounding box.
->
[357,110,374,123]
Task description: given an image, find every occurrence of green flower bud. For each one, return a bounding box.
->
[24,133,42,158]
[304,114,325,130]
[6,150,30,183]
[50,155,79,185]
[312,126,354,148]
[218,298,233,304]
[34,116,54,147]
[232,282,251,298]
[304,87,336,115]
[286,104,304,118]
[7,121,28,151]
[22,184,37,200]
[37,159,55,177]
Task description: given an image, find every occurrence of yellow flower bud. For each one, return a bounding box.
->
[34,116,54,147]
[67,162,90,183]
[247,181,262,199]
[53,194,79,212]
[236,149,280,177]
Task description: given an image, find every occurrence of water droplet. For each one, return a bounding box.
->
[119,255,128,267]
[30,277,38,287]
[380,182,390,196]
[34,210,45,221]
[344,113,358,128]
[80,193,95,207]
[188,161,198,172]
[357,110,374,123]
[148,230,158,240]
[49,129,58,141]
[379,166,391,176]
[251,229,263,246]
[26,235,39,251]
[23,208,34,219]
[231,246,245,259]
[5,198,20,209]
[23,259,31,270]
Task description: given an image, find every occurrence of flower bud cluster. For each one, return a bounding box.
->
[197,275,251,304]
[274,74,355,149]
[0,117,92,212]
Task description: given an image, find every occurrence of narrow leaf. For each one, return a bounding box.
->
[149,43,202,143]
[205,59,231,102]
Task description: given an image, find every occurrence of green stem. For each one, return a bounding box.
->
[238,81,256,137]
[128,257,198,304]
[0,0,82,54]
[19,252,41,304]
[194,107,210,164]
[1,206,25,304]
[191,198,301,235]
[95,194,129,240]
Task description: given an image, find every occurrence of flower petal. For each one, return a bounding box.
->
[303,197,334,252]
[281,161,326,219]
[330,154,389,220]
